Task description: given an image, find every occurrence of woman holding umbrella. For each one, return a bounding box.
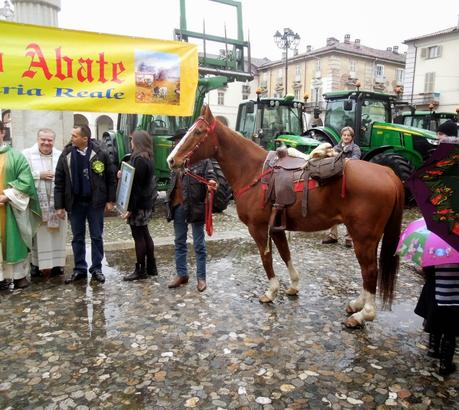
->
[401,120,459,376]
[398,219,458,376]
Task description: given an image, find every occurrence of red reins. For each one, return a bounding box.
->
[184,170,215,236]
[182,117,219,236]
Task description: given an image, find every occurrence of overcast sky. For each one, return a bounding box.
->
[59,0,459,61]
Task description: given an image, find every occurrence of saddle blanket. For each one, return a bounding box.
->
[262,178,319,193]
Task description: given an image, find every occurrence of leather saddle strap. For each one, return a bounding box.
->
[301,169,310,217]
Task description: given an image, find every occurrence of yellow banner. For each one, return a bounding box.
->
[0,21,198,115]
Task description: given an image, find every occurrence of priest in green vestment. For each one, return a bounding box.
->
[0,121,41,289]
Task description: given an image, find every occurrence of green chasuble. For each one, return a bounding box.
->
[0,145,41,264]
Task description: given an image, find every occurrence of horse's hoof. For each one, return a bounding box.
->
[346,304,356,314]
[259,295,273,303]
[344,316,363,329]
[286,287,299,296]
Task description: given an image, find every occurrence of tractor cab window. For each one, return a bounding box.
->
[149,115,174,136]
[262,105,302,137]
[237,103,256,138]
[360,100,390,145]
[324,100,356,134]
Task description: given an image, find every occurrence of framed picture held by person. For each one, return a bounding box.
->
[116,161,135,213]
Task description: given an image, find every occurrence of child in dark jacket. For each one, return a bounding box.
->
[415,263,459,376]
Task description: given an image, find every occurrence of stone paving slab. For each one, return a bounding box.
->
[2,203,457,409]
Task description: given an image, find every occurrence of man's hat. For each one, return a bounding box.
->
[171,128,187,141]
[437,120,458,137]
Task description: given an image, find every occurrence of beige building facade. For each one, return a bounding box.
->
[257,35,406,113]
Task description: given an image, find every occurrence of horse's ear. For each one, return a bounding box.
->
[202,104,214,122]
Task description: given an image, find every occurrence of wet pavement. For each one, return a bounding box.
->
[1,202,458,409]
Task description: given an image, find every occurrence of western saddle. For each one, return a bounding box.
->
[262,145,345,232]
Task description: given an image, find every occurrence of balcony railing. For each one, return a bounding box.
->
[402,92,440,106]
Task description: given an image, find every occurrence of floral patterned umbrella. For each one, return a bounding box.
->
[406,143,459,251]
[396,218,459,267]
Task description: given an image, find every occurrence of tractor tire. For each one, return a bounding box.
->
[102,133,119,169]
[369,152,415,204]
[211,159,232,213]
[369,152,414,183]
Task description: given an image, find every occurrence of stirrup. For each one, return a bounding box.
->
[269,205,286,233]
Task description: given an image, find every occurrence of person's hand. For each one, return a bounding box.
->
[208,179,218,192]
[116,170,122,179]
[56,209,66,219]
[437,134,447,142]
[40,170,54,180]
[121,211,131,220]
[105,202,115,212]
[0,194,9,205]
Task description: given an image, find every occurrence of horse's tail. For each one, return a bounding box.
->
[378,176,404,310]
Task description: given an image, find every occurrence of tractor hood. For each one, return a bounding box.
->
[372,122,437,141]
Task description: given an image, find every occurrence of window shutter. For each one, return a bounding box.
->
[420,48,427,58]
[437,45,442,58]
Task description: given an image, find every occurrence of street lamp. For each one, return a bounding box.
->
[0,0,14,20]
[274,28,300,95]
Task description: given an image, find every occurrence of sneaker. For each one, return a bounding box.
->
[91,271,105,283]
[321,236,338,244]
[65,271,88,284]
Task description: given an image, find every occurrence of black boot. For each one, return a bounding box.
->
[427,333,441,358]
[146,257,158,276]
[123,263,146,281]
[439,334,456,376]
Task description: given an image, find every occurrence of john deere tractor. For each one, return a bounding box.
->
[394,109,458,133]
[303,90,439,183]
[235,94,320,153]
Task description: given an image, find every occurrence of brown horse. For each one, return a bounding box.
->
[168,105,404,328]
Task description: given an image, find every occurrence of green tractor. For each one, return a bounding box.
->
[394,109,458,133]
[102,77,235,213]
[235,94,320,153]
[303,90,439,183]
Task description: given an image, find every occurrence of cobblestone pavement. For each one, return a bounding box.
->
[1,202,458,409]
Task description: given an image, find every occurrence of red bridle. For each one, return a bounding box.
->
[180,116,219,236]
[183,116,218,167]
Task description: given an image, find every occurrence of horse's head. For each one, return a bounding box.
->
[167,105,218,170]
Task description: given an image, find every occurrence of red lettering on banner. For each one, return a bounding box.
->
[20,43,126,84]
[22,43,52,80]
[55,47,73,80]
[77,58,94,82]
[111,62,126,84]
[0,53,3,72]
[96,53,108,84]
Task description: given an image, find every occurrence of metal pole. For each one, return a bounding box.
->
[285,45,288,94]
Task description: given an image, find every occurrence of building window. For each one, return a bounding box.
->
[277,68,283,84]
[424,72,436,93]
[242,84,250,100]
[375,64,384,79]
[428,46,441,59]
[294,89,301,100]
[218,90,225,105]
[350,60,356,73]
[295,64,302,81]
[396,68,405,85]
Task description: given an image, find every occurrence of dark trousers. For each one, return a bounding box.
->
[70,201,105,274]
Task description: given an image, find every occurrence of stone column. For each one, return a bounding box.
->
[10,0,72,150]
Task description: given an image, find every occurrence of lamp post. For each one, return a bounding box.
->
[0,0,14,20]
[273,28,300,95]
